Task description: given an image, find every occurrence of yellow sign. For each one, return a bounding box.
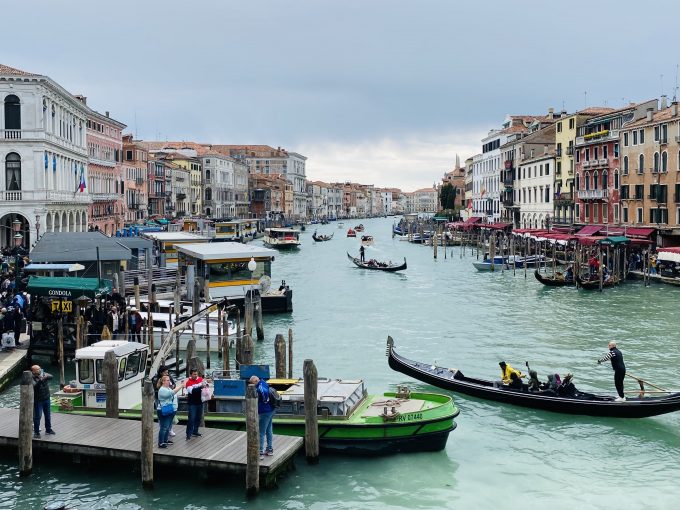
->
[51,300,73,313]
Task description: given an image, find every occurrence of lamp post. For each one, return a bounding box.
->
[247,257,257,300]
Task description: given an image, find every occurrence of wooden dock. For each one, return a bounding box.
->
[0,335,29,392]
[0,407,302,488]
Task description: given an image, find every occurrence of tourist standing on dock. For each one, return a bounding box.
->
[598,341,626,402]
[249,375,275,459]
[184,369,207,440]
[128,306,142,342]
[31,364,55,438]
[152,365,177,437]
[106,305,120,340]
[157,375,183,448]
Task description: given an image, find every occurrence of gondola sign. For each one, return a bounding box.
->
[51,300,73,313]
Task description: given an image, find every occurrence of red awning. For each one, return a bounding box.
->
[623,227,656,238]
[659,247,680,254]
[464,217,483,224]
[576,225,602,236]
[481,222,512,230]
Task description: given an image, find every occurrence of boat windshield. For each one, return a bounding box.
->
[208,260,270,284]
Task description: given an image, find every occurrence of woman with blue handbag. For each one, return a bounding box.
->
[157,376,183,448]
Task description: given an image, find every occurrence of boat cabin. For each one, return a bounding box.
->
[69,340,149,409]
[23,263,85,277]
[263,228,300,248]
[175,242,278,299]
[141,231,211,268]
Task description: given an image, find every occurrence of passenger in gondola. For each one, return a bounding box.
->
[499,361,523,385]
[508,371,524,389]
[565,265,574,282]
[527,370,541,392]
[556,373,578,397]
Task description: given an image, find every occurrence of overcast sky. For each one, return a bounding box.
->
[6,1,680,189]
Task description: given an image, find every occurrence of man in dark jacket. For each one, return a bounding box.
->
[31,364,55,438]
[249,375,275,459]
[598,341,626,401]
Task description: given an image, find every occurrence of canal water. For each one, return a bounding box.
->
[1,216,679,509]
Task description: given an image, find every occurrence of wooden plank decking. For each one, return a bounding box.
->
[0,407,302,487]
[0,335,29,392]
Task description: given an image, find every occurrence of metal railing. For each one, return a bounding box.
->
[577,189,608,200]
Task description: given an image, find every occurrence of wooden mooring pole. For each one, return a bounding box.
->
[274,334,286,378]
[303,359,319,464]
[58,314,65,388]
[18,370,33,477]
[222,314,230,372]
[287,328,293,379]
[254,294,264,341]
[134,277,141,311]
[141,379,154,488]
[103,350,119,419]
[245,383,260,496]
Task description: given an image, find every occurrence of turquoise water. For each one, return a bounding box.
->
[1,216,679,509]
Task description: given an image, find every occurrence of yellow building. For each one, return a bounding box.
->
[171,154,203,216]
[554,107,613,224]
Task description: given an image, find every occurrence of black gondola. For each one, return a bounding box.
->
[534,270,573,287]
[312,232,334,242]
[347,253,407,272]
[386,337,680,418]
[576,275,619,290]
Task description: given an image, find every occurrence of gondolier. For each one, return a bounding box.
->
[598,341,626,402]
[359,245,365,262]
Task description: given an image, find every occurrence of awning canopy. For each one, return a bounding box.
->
[27,276,112,299]
[481,222,512,230]
[576,225,603,236]
[598,236,631,246]
[658,247,680,262]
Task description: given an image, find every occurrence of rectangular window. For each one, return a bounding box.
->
[623,207,628,223]
[635,185,644,199]
[126,150,133,160]
[639,129,645,144]
[633,131,638,145]
[636,207,643,223]
[557,122,562,133]
[546,163,550,176]
[661,124,668,143]
[556,161,561,174]
[576,150,580,163]
[575,203,580,218]
[545,186,550,203]
[623,132,629,146]
[654,125,660,141]
[594,147,599,160]
[603,145,608,159]
[585,204,590,221]
[614,204,619,223]
[620,185,629,199]
[569,118,575,130]
[585,148,590,161]
[649,184,657,200]
[602,204,608,223]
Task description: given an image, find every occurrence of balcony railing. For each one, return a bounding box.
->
[583,160,591,167]
[135,178,144,185]
[91,193,121,202]
[599,159,608,166]
[577,189,608,200]
[575,129,619,146]
[554,192,573,203]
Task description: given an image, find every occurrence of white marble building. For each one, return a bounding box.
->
[517,152,555,228]
[285,152,307,220]
[0,64,91,250]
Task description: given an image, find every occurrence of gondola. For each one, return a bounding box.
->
[347,253,407,272]
[386,337,680,418]
[312,232,334,242]
[576,275,619,290]
[534,270,574,287]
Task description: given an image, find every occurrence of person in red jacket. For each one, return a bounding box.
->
[185,369,209,440]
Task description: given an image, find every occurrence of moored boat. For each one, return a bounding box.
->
[347,252,407,272]
[576,275,619,290]
[472,255,509,272]
[386,337,680,418]
[53,349,458,454]
[534,270,574,287]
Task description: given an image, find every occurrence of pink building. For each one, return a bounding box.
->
[81,98,126,234]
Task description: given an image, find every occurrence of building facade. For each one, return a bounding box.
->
[122,135,148,223]
[0,64,91,250]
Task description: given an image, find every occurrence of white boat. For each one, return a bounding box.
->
[263,228,301,249]
[361,235,374,247]
[472,255,510,272]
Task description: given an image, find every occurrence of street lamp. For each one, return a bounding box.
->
[247,257,257,299]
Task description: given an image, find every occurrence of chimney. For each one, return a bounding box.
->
[105,111,110,118]
[646,108,653,121]
[548,107,554,119]
[672,102,678,117]
[660,95,668,109]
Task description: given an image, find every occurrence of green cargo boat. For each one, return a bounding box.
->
[52,341,459,454]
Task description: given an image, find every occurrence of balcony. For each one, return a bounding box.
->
[577,189,608,200]
[566,146,574,156]
[503,179,514,188]
[582,160,591,167]
[502,199,516,208]
[575,129,619,146]
[649,195,668,204]
[91,193,121,202]
[554,192,573,204]
[176,193,187,200]
[135,178,144,185]
[599,159,608,166]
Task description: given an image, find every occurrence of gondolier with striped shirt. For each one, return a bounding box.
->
[598,341,626,402]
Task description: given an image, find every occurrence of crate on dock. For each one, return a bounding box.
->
[214,378,246,397]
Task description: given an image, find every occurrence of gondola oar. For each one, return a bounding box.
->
[625,373,667,393]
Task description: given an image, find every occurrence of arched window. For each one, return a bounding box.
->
[585,172,591,190]
[602,171,608,188]
[653,152,659,172]
[661,151,667,172]
[623,156,628,174]
[205,188,212,201]
[205,169,211,180]
[4,95,21,130]
[593,171,599,190]
[638,154,644,173]
[5,153,21,190]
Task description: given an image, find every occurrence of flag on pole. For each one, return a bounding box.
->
[79,164,86,192]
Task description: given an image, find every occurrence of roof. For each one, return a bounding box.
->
[624,105,680,129]
[577,107,616,116]
[24,263,85,273]
[114,237,153,251]
[140,232,211,242]
[30,232,131,263]
[75,341,148,360]
[0,64,34,76]
[174,242,277,261]
[27,276,112,299]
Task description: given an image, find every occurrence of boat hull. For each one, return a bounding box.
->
[56,391,458,454]
[386,338,680,418]
[347,253,407,272]
[534,270,573,287]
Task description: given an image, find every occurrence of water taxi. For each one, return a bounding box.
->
[263,228,301,249]
[213,219,261,243]
[141,231,211,268]
[53,352,459,455]
[175,242,292,313]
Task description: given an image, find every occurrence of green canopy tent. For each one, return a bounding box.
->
[597,236,630,246]
[27,276,112,300]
